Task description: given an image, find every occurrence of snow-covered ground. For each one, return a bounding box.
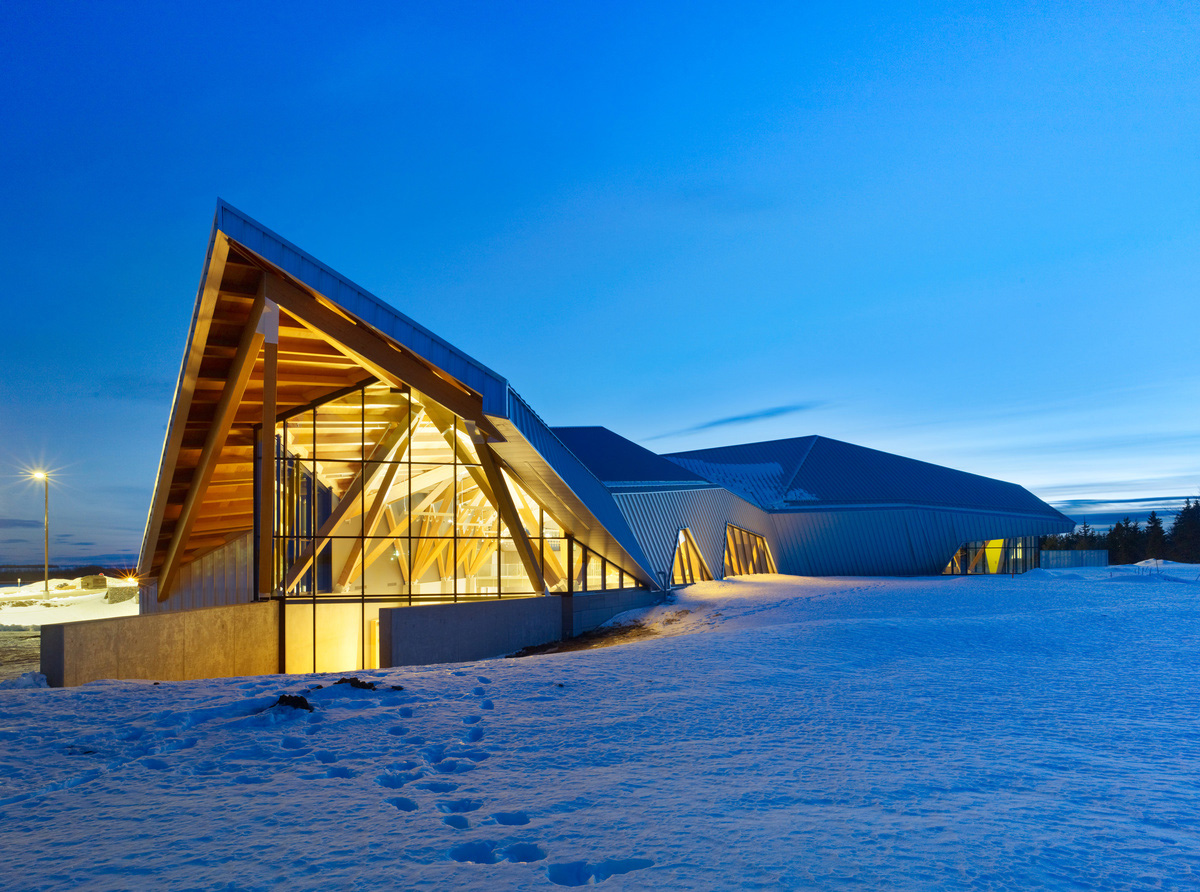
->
[1,566,1198,889]
[0,579,140,681]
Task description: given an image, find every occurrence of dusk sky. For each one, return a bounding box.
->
[1,1,1198,565]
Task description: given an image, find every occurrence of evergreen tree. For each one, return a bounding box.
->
[1169,499,1200,563]
[1107,517,1142,565]
[1145,511,1166,559]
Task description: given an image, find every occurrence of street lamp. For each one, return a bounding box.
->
[31,471,48,597]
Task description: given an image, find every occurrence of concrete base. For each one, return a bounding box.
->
[562,588,665,638]
[40,601,279,687]
[380,596,562,667]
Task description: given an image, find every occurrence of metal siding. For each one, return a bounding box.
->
[612,488,777,584]
[215,201,509,416]
[142,532,255,613]
[770,508,1073,576]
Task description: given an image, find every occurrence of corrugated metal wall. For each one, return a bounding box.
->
[769,509,1072,576]
[613,488,777,584]
[141,531,254,614]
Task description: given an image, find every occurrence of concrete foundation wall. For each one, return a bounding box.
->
[380,596,562,667]
[564,588,665,638]
[41,601,279,687]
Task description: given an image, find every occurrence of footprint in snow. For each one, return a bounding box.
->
[547,858,654,886]
[414,780,458,793]
[462,715,481,725]
[386,725,409,737]
[385,796,418,812]
[489,811,530,826]
[443,815,470,830]
[398,707,414,718]
[480,700,494,710]
[476,676,490,684]
[472,686,486,696]
[437,798,481,814]
[461,727,484,743]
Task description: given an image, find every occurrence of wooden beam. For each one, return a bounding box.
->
[335,457,405,589]
[257,300,280,596]
[157,295,265,601]
[280,423,409,592]
[474,432,545,594]
[261,271,503,441]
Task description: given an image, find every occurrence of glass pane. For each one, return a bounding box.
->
[606,562,621,590]
[362,536,410,597]
[311,389,365,461]
[542,538,568,591]
[453,417,481,465]
[410,464,455,535]
[409,405,456,464]
[587,550,603,591]
[499,538,535,594]
[503,471,541,536]
[410,536,455,596]
[457,467,499,536]
[572,542,587,591]
[457,537,498,595]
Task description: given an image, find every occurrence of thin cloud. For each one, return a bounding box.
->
[648,402,824,440]
[0,518,40,529]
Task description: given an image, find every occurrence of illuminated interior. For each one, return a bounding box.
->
[671,528,713,585]
[723,524,777,576]
[269,378,645,671]
[943,537,1040,575]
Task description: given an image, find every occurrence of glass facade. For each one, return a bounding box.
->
[260,379,646,671]
[671,528,713,585]
[943,537,1041,575]
[723,524,776,576]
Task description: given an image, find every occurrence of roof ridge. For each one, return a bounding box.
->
[778,435,821,497]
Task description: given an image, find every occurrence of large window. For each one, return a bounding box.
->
[943,538,1040,575]
[723,524,776,576]
[266,379,643,603]
[672,528,713,585]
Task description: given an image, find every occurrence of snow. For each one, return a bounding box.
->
[1,568,1199,889]
[0,579,140,630]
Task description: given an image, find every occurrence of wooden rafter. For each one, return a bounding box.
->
[260,271,503,441]
[158,296,265,600]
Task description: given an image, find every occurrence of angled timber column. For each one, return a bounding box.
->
[471,427,546,595]
[158,295,267,601]
[335,457,405,589]
[257,298,280,597]
[281,422,410,592]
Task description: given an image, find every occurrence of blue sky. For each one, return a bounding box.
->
[1,1,1198,564]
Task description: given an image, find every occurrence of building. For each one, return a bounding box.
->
[39,203,1073,685]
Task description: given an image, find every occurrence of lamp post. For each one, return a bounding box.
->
[32,471,48,597]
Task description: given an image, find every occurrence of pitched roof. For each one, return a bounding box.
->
[551,427,719,492]
[665,435,1073,521]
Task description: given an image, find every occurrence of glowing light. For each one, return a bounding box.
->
[31,470,46,480]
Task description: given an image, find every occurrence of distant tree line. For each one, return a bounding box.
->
[1041,499,1200,565]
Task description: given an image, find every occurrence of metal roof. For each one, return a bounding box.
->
[666,435,1073,523]
[214,200,510,416]
[551,426,719,492]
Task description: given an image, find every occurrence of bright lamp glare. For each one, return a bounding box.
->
[32,471,46,480]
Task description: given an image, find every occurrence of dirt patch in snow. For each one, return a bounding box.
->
[508,622,657,657]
